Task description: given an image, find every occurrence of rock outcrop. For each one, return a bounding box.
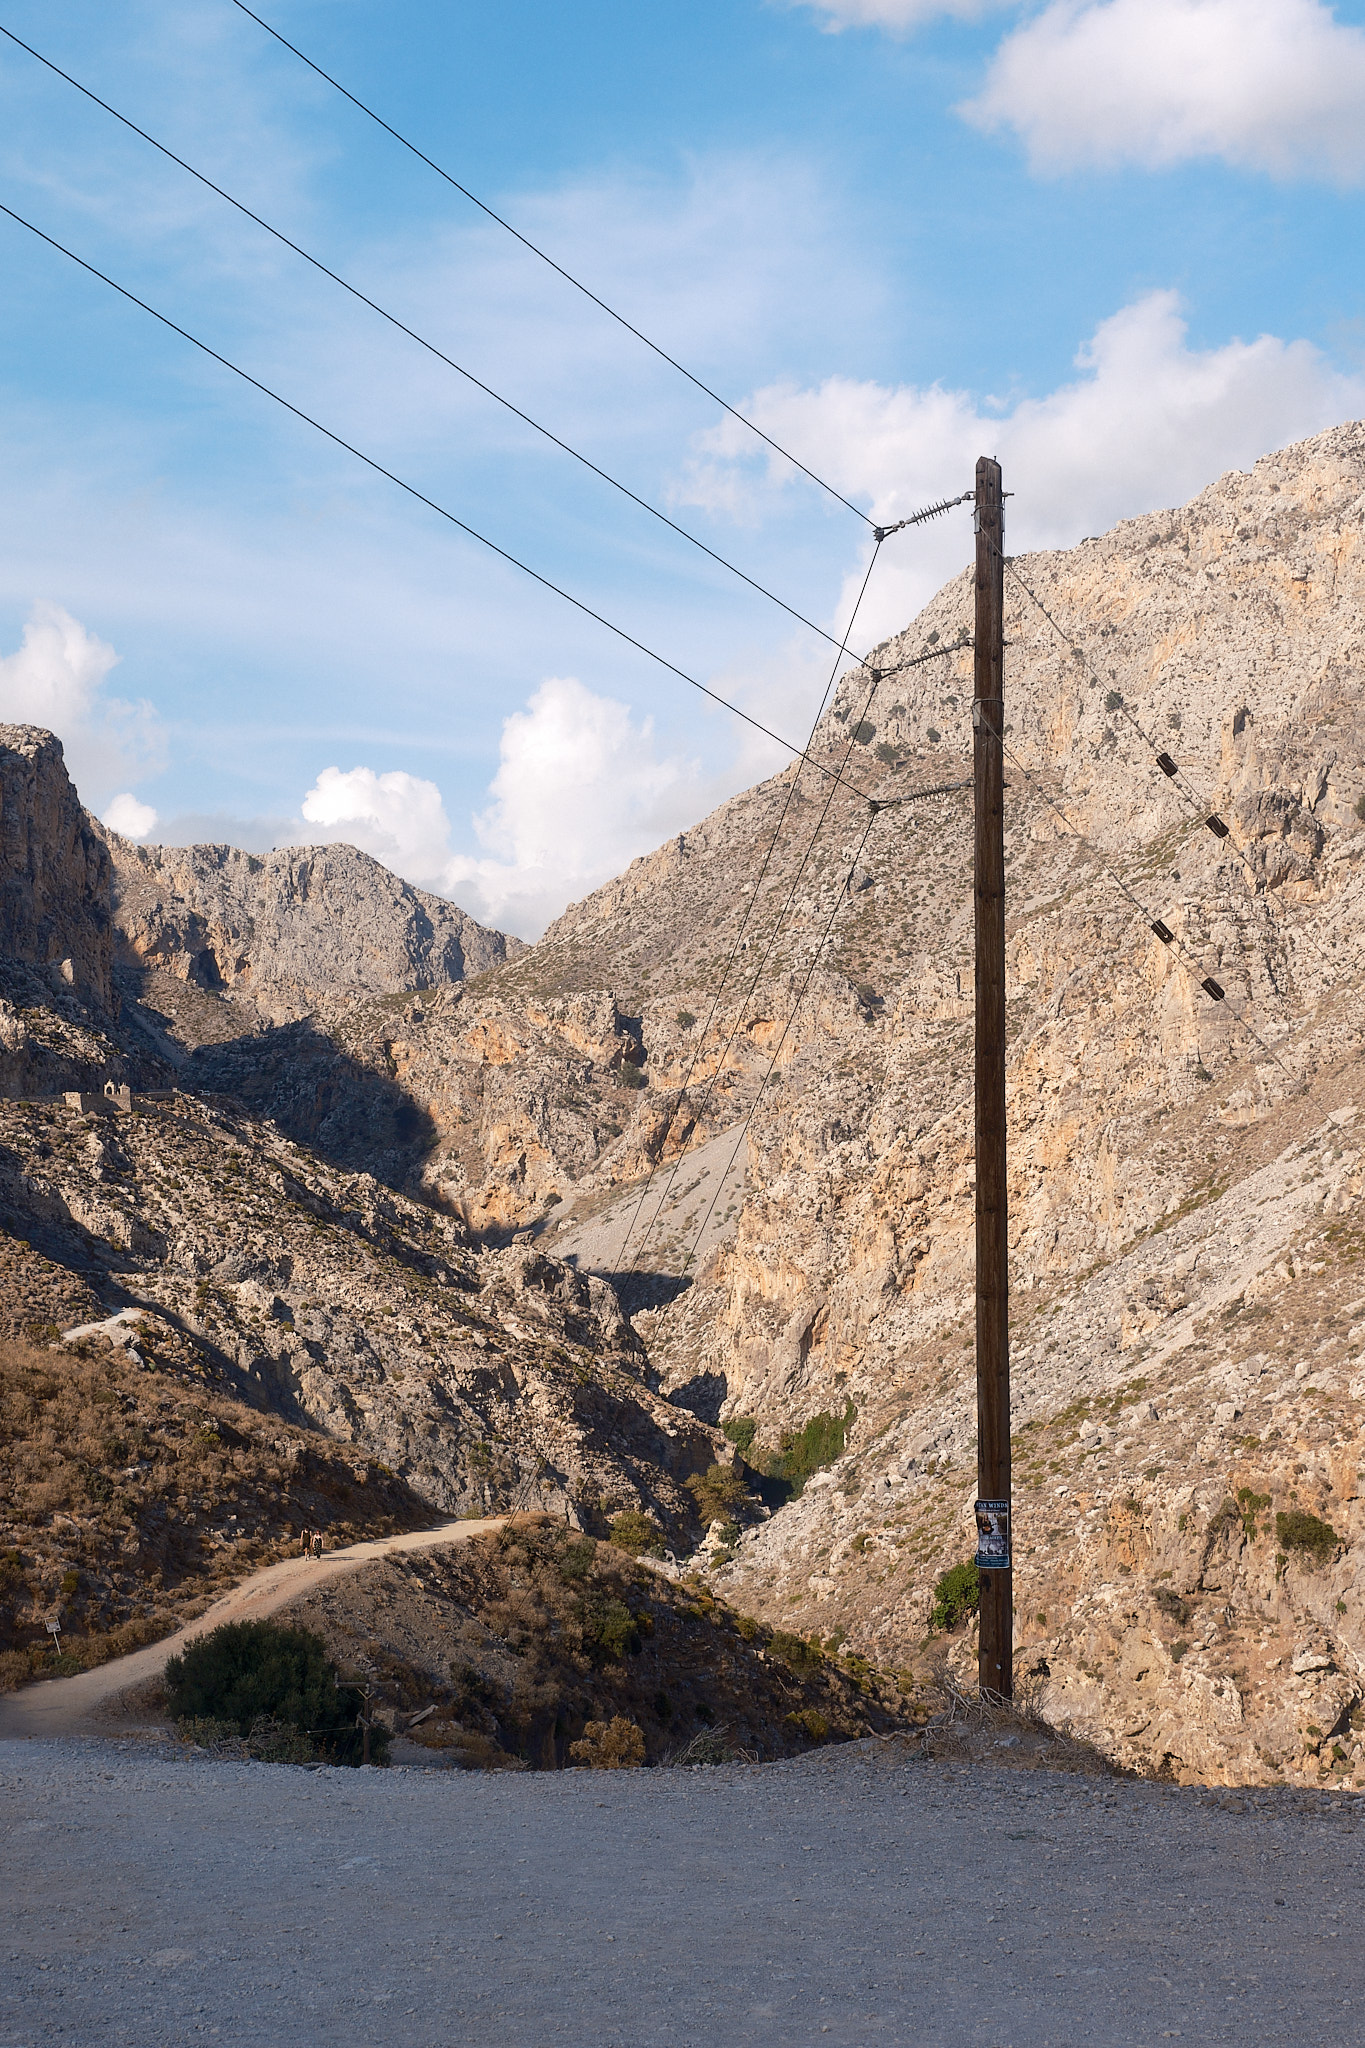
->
[0,726,112,1009]
[105,837,524,1026]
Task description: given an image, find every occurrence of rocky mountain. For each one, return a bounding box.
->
[572,417,1365,1791]
[407,417,1365,1790]
[104,834,525,1033]
[0,731,725,1689]
[5,419,1365,1792]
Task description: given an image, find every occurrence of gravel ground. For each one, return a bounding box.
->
[2,1735,1362,2048]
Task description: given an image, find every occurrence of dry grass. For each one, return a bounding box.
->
[0,1332,437,1690]
[904,1667,1125,1777]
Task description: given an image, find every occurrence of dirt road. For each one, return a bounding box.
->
[1,1735,1361,2046]
[0,1518,505,1740]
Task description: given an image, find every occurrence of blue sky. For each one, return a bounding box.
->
[1,0,1363,933]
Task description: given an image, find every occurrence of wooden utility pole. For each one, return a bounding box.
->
[973,454,1012,1698]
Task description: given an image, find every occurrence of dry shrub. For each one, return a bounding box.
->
[912,1665,1123,1777]
[570,1715,645,1768]
[0,1330,434,1685]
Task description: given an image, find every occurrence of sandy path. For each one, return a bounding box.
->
[0,1518,505,1740]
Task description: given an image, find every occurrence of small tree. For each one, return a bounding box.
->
[686,1463,747,1525]
[929,1561,980,1633]
[609,1510,666,1557]
[164,1620,386,1764]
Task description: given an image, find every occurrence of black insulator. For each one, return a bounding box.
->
[1156,752,1178,777]
[1151,920,1174,944]
[1205,814,1230,838]
[1201,976,1226,1001]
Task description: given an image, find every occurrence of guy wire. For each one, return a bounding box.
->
[678,802,886,1276]
[998,547,1344,985]
[614,537,894,1275]
[623,650,889,1278]
[999,736,1294,1080]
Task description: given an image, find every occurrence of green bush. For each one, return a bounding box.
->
[1275,1510,1341,1562]
[675,1010,696,1031]
[609,1510,666,1557]
[768,1630,822,1674]
[1105,689,1123,712]
[557,1536,597,1582]
[769,1401,856,1495]
[585,1598,639,1661]
[721,1416,757,1459]
[852,721,876,745]
[163,1620,384,1765]
[928,1560,980,1633]
[686,1463,748,1524]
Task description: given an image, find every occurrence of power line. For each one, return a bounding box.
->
[678,802,890,1275]
[999,736,1294,1080]
[0,196,884,801]
[614,543,889,1275]
[0,21,873,670]
[999,549,1344,985]
[228,0,877,528]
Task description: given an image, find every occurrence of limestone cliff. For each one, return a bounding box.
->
[438,418,1365,1790]
[0,725,112,1009]
[105,836,525,1028]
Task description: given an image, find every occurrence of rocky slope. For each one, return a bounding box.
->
[276,1517,915,1769]
[384,419,1365,1791]
[0,1326,436,1688]
[600,418,1365,1790]
[6,420,1365,1791]
[0,742,728,1688]
[104,835,524,1032]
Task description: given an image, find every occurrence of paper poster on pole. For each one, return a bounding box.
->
[974,1499,1010,1571]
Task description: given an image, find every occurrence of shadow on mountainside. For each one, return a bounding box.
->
[185,1018,438,1193]
[597,1269,693,1318]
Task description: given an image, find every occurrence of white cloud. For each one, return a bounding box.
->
[962,0,1365,181]
[103,792,159,841]
[680,291,1365,649]
[296,678,710,940]
[300,765,459,889]
[0,603,166,805]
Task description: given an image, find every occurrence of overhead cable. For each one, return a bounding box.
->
[679,803,885,1275]
[0,198,884,801]
[227,0,877,528]
[615,541,890,1275]
[0,21,876,670]
[998,736,1294,1080]
[999,549,1343,983]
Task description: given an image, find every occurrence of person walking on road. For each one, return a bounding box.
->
[311,1529,324,1559]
